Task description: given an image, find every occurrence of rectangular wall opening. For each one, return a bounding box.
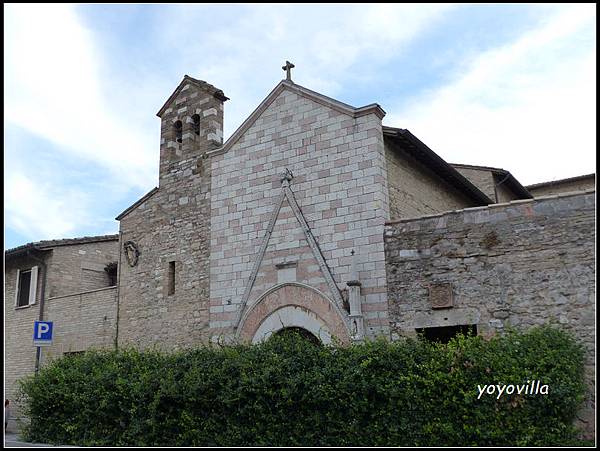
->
[168,261,176,296]
[416,324,477,344]
[17,270,32,307]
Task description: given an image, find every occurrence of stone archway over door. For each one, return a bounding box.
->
[237,283,351,345]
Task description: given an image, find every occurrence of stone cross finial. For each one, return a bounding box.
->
[282,61,295,81]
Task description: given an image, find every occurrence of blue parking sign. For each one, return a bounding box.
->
[33,321,53,346]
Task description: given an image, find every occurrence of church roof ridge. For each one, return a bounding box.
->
[208,80,386,157]
[156,75,229,118]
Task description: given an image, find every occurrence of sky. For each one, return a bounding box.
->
[4,3,596,249]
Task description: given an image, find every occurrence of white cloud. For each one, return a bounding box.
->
[157,4,455,139]
[385,4,596,185]
[4,171,91,241]
[4,4,157,189]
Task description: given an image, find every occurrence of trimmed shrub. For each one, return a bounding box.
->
[17,325,585,446]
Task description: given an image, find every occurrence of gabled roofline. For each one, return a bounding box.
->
[207,80,386,157]
[383,127,493,206]
[526,173,596,190]
[115,187,159,220]
[156,75,229,118]
[5,234,119,259]
[450,163,533,199]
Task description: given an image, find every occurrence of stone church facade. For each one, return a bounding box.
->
[5,70,595,436]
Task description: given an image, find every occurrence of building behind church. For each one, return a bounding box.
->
[5,70,595,436]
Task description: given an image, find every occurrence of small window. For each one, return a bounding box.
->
[174,120,183,143]
[168,261,176,295]
[192,114,200,135]
[15,266,38,308]
[17,270,31,307]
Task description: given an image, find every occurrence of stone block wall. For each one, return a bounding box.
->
[384,190,595,436]
[210,84,390,341]
[117,81,224,351]
[385,139,475,220]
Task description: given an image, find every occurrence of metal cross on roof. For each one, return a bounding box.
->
[282,61,295,81]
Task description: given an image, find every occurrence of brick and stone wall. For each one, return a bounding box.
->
[117,80,224,351]
[5,244,118,431]
[210,83,390,341]
[4,254,45,429]
[42,287,118,358]
[384,190,595,436]
[385,140,475,220]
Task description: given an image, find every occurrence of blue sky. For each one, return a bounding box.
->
[4,3,596,249]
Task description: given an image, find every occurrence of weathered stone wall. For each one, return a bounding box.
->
[117,81,223,351]
[384,190,595,436]
[210,84,390,341]
[45,240,118,298]
[528,176,596,197]
[385,140,475,220]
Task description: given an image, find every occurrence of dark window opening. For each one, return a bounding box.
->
[416,324,477,344]
[168,261,175,295]
[273,327,321,346]
[104,262,118,287]
[174,120,183,143]
[17,270,32,307]
[192,114,200,135]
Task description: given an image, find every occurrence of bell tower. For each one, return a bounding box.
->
[156,75,228,187]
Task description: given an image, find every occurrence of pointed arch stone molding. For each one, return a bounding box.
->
[236,283,351,345]
[233,182,345,331]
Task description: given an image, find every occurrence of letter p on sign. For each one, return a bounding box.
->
[33,321,53,346]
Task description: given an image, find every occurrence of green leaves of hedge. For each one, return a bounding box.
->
[18,326,585,446]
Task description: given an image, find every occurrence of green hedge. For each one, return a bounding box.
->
[18,326,585,446]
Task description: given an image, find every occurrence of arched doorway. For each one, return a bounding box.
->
[272,327,321,346]
[237,283,351,345]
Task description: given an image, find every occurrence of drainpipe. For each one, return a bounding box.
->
[115,231,123,350]
[27,249,47,375]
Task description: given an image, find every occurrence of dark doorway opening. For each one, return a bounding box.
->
[273,327,321,345]
[416,324,477,344]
